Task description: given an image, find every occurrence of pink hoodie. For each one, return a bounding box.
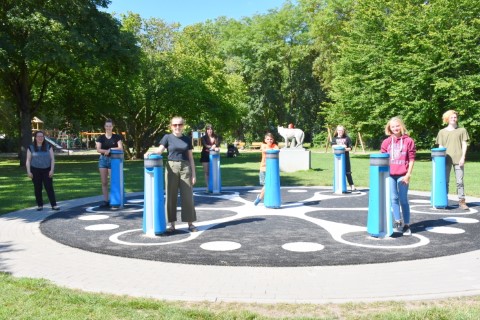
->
[380,134,416,176]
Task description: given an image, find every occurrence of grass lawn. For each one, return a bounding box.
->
[1,149,480,319]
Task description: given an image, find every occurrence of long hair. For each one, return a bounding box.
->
[33,130,48,152]
[333,125,348,137]
[384,117,408,136]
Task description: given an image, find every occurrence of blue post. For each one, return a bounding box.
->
[264,149,281,208]
[367,154,392,238]
[333,146,347,194]
[143,155,166,235]
[208,150,221,194]
[431,147,448,209]
[110,150,124,208]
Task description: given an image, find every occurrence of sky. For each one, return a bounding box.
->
[104,0,289,26]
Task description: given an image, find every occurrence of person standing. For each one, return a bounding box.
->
[331,125,358,193]
[253,132,279,206]
[381,117,416,236]
[96,119,124,208]
[26,130,60,211]
[200,124,219,192]
[151,116,197,233]
[436,110,470,210]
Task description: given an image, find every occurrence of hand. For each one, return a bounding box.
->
[49,170,54,178]
[191,176,196,185]
[27,172,33,179]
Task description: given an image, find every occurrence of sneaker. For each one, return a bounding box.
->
[99,201,110,208]
[393,220,403,233]
[51,206,60,211]
[253,195,261,206]
[402,225,412,236]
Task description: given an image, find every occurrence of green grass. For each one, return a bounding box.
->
[1,150,478,215]
[1,149,480,319]
[2,272,480,319]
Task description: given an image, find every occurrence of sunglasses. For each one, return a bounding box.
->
[172,123,184,127]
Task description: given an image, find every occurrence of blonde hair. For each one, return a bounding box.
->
[170,116,184,125]
[442,110,457,124]
[334,125,347,137]
[385,117,408,136]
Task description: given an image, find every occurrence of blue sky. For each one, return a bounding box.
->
[104,0,289,26]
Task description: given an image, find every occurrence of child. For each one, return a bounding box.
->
[331,125,357,193]
[254,133,279,205]
[380,117,416,236]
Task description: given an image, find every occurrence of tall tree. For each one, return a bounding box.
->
[325,0,480,147]
[0,0,139,165]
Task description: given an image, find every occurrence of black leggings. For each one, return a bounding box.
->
[31,167,57,207]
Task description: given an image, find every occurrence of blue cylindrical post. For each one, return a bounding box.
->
[143,155,166,235]
[367,154,392,238]
[264,149,281,208]
[431,147,448,209]
[208,150,221,194]
[333,146,347,194]
[110,149,124,208]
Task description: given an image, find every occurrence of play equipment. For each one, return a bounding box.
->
[431,147,448,209]
[264,149,281,208]
[143,155,166,236]
[208,150,221,194]
[367,153,392,238]
[333,145,347,194]
[110,150,125,208]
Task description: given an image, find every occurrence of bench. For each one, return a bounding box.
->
[250,142,263,150]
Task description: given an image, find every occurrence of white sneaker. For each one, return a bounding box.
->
[402,225,412,236]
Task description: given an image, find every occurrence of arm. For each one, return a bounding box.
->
[403,160,415,184]
[26,148,33,179]
[188,149,196,185]
[459,140,467,166]
[96,141,110,156]
[49,147,55,177]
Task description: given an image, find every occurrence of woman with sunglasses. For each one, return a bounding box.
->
[26,130,60,211]
[152,116,197,233]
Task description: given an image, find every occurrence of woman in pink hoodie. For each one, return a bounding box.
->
[381,117,416,236]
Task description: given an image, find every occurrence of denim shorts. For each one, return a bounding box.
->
[98,155,111,169]
[259,171,266,186]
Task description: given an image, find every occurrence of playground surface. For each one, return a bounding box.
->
[1,186,480,303]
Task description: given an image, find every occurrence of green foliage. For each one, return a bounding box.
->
[319,0,480,149]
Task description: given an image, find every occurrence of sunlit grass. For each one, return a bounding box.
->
[1,150,479,215]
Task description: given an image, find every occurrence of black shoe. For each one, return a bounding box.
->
[99,201,110,208]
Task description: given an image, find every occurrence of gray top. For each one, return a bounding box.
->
[159,134,193,161]
[29,144,52,169]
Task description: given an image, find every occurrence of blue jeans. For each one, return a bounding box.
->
[389,175,410,224]
[98,155,111,169]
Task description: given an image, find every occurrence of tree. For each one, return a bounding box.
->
[0,0,139,165]
[324,0,480,148]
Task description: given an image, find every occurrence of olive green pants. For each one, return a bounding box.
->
[165,160,196,223]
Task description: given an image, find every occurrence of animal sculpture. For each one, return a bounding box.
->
[277,126,305,148]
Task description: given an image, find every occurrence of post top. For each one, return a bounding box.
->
[370,153,389,159]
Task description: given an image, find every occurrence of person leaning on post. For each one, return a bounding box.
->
[199,123,219,193]
[436,110,470,210]
[96,119,124,208]
[148,116,198,233]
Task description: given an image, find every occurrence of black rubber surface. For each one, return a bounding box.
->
[40,187,480,267]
